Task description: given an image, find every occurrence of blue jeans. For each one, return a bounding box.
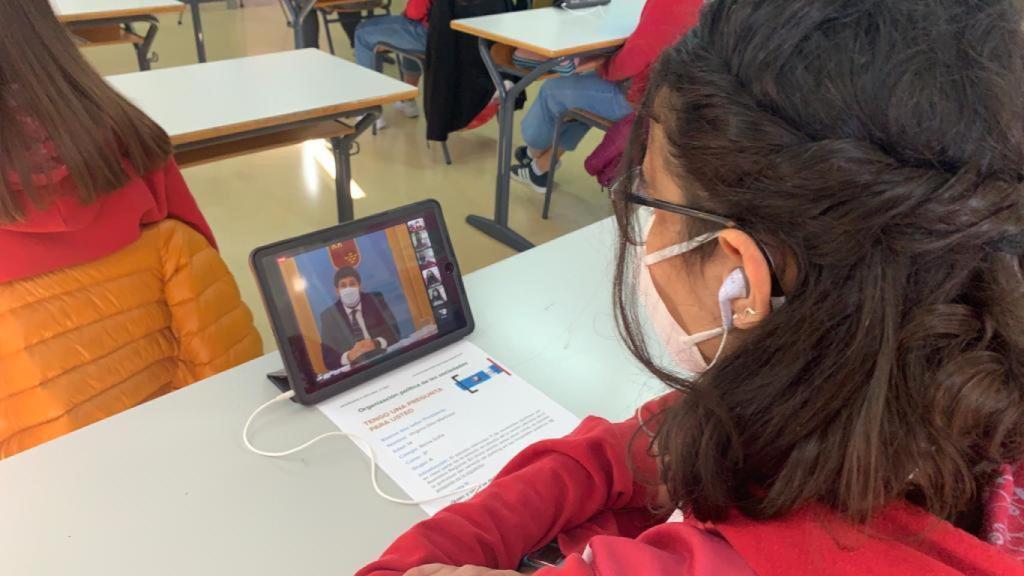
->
[520,73,633,152]
[354,16,428,75]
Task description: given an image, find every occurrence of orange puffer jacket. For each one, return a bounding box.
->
[0,219,262,458]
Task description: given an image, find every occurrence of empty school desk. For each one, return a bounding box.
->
[0,217,663,576]
[452,0,644,252]
[53,0,185,71]
[108,49,418,222]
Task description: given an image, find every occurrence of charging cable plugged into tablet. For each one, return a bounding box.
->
[243,391,479,506]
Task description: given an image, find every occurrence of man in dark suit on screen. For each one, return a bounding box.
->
[319,267,401,371]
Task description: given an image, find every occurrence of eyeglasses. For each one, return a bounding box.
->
[609,167,736,229]
[611,167,787,299]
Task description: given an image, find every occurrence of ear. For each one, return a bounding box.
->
[717,229,772,330]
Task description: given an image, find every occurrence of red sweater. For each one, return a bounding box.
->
[599,0,703,103]
[0,158,214,284]
[357,395,1024,576]
[404,0,433,24]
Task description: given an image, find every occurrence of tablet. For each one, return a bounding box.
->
[250,200,474,405]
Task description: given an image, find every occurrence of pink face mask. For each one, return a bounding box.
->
[636,215,750,377]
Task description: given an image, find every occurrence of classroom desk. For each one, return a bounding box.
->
[54,0,185,71]
[108,49,418,222]
[0,217,663,576]
[452,1,643,252]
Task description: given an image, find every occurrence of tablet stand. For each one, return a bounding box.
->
[266,369,293,395]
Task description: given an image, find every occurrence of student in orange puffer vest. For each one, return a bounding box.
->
[0,0,262,458]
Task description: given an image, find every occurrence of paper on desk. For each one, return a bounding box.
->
[317,340,580,515]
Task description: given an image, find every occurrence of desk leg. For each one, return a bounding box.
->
[132,19,160,71]
[331,135,355,223]
[188,0,208,62]
[331,110,380,223]
[465,38,559,253]
[287,0,319,50]
[72,16,160,72]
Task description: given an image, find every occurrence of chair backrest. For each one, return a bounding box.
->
[0,219,262,458]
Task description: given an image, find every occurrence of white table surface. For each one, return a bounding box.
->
[52,0,184,21]
[0,217,664,576]
[106,49,418,145]
[451,0,644,58]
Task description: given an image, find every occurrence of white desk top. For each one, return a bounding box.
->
[52,0,184,22]
[0,218,664,576]
[451,0,644,58]
[107,49,418,146]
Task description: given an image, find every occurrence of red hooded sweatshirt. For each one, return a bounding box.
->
[599,0,703,104]
[404,0,433,25]
[0,157,214,284]
[356,396,1024,576]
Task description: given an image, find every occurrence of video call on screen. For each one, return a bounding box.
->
[275,213,460,392]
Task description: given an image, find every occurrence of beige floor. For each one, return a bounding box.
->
[81,0,613,347]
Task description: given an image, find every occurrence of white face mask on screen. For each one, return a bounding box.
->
[636,215,751,377]
[339,286,361,308]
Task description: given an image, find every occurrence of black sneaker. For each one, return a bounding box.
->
[511,162,549,194]
[514,145,533,166]
[514,146,559,171]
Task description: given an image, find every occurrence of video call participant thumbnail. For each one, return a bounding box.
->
[319,267,400,370]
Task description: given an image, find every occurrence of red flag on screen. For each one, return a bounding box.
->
[329,240,361,269]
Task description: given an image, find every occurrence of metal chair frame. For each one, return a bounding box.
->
[543,108,613,219]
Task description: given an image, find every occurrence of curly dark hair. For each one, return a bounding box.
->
[614,0,1024,531]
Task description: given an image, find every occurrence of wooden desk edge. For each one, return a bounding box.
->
[450,20,626,59]
[168,88,420,146]
[56,4,185,23]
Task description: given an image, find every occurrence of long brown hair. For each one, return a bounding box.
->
[616,0,1024,531]
[0,0,171,223]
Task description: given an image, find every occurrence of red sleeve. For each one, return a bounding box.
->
[403,0,432,24]
[532,524,756,576]
[600,0,702,85]
[142,158,217,249]
[354,394,679,576]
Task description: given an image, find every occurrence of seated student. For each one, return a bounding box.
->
[428,287,445,308]
[0,0,262,458]
[319,267,400,370]
[358,1,1024,574]
[352,0,432,124]
[510,0,703,193]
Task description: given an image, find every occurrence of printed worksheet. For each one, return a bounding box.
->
[317,340,580,515]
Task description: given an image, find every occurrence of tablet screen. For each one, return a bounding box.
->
[255,203,471,398]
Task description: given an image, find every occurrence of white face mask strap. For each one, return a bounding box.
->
[680,325,729,372]
[644,230,722,266]
[681,325,724,346]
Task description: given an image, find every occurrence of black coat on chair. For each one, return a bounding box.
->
[424,0,523,142]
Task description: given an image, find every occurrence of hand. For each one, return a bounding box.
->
[348,339,378,362]
[403,565,522,576]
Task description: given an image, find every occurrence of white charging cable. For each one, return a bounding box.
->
[243,390,478,506]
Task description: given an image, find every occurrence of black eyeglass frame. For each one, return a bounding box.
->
[610,169,787,299]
